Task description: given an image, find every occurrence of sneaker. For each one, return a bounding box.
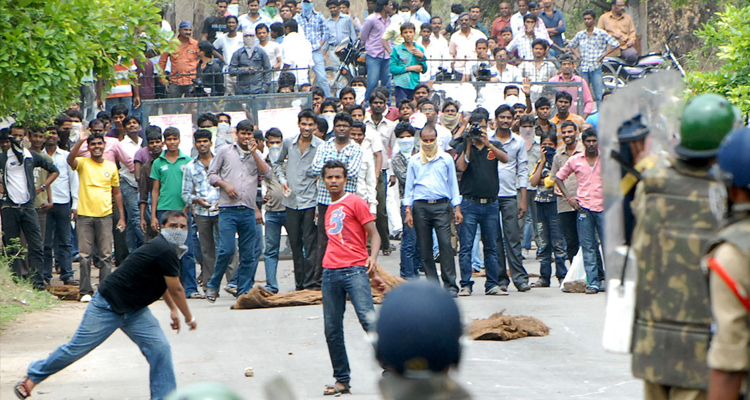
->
[585,286,599,295]
[447,288,459,298]
[517,284,532,292]
[485,286,503,295]
[80,294,92,303]
[223,285,237,296]
[458,286,472,296]
[531,279,550,288]
[498,287,509,296]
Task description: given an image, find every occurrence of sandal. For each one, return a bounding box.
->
[323,381,351,396]
[14,377,32,399]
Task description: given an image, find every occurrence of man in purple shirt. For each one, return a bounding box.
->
[359,0,392,103]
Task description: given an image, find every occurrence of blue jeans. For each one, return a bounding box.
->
[263,211,286,293]
[43,203,74,282]
[458,199,501,291]
[399,205,422,278]
[535,201,568,281]
[394,86,414,106]
[209,207,257,295]
[312,49,331,97]
[105,96,134,116]
[322,266,375,384]
[471,228,484,270]
[120,182,144,253]
[27,293,175,400]
[577,208,605,289]
[581,68,604,110]
[156,210,198,297]
[365,55,391,104]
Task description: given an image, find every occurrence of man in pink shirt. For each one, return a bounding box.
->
[77,120,135,175]
[548,54,595,118]
[554,128,603,294]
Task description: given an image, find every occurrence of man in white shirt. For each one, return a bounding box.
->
[281,19,313,86]
[238,0,273,32]
[419,22,449,82]
[118,116,145,253]
[351,121,378,214]
[448,13,487,79]
[510,0,551,42]
[43,126,79,286]
[214,15,244,94]
[419,100,452,151]
[256,23,283,80]
[490,47,522,82]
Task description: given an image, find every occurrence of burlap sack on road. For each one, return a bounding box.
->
[232,264,404,310]
[469,311,550,341]
[47,285,80,300]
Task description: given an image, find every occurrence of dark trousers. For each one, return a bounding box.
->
[111,205,128,266]
[558,210,579,262]
[376,171,390,251]
[496,196,529,289]
[412,201,458,292]
[314,203,329,287]
[535,201,568,281]
[2,205,44,288]
[43,203,74,282]
[399,205,422,278]
[286,207,318,290]
[394,87,414,106]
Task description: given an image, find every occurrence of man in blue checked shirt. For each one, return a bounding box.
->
[295,0,332,97]
[326,0,357,70]
[403,124,463,297]
[308,112,363,288]
[181,129,226,295]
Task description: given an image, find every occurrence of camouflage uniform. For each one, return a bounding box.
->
[704,212,750,387]
[630,158,719,400]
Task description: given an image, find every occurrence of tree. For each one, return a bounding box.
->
[0,0,171,124]
[685,4,750,116]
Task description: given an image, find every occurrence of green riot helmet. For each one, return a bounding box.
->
[676,93,735,159]
[164,383,244,400]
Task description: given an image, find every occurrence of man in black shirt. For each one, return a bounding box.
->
[454,112,508,296]
[15,211,197,400]
[202,0,229,42]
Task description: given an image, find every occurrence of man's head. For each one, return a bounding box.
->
[487,36,498,51]
[350,121,366,144]
[369,90,388,116]
[410,0,423,12]
[320,99,338,115]
[398,100,414,122]
[312,87,326,113]
[504,85,520,98]
[523,13,537,34]
[88,118,106,136]
[64,109,84,123]
[297,108,317,138]
[413,83,430,103]
[146,126,164,158]
[194,129,213,155]
[280,3,294,20]
[339,0,351,14]
[475,38,489,59]
[315,117,328,139]
[45,126,59,147]
[400,22,416,43]
[494,104,514,130]
[493,47,509,68]
[555,91,573,114]
[499,1,511,17]
[270,22,284,39]
[420,123,437,144]
[458,12,470,31]
[559,53,575,76]
[28,127,47,150]
[333,112,353,141]
[430,16,442,33]
[469,5,481,22]
[582,9,596,27]
[374,0,391,14]
[163,127,181,152]
[256,23,270,43]
[517,0,528,14]
[468,112,488,140]
[327,0,340,17]
[95,111,111,131]
[253,129,265,153]
[178,21,193,39]
[531,38,548,59]
[236,120,255,150]
[581,127,598,156]
[87,132,106,158]
[500,26,513,44]
[197,113,218,129]
[123,116,141,136]
[218,113,231,126]
[322,160,348,196]
[351,76,366,88]
[111,104,129,128]
[560,120,578,146]
[216,0,228,16]
[534,97,552,120]
[420,22,432,41]
[248,0,260,15]
[265,128,283,149]
[347,105,365,122]
[420,100,437,124]
[223,16,238,34]
[339,87,356,109]
[529,1,541,15]
[160,210,189,231]
[612,0,625,17]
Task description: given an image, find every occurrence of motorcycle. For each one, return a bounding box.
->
[326,39,367,96]
[602,33,686,91]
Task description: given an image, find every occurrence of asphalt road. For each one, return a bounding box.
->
[0,247,642,400]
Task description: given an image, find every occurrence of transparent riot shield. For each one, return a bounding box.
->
[599,71,685,353]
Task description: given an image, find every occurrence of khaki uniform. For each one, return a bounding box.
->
[631,158,719,400]
[705,216,750,375]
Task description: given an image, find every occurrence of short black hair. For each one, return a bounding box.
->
[555,90,573,103]
[197,113,219,127]
[255,23,269,33]
[194,128,213,142]
[163,127,180,140]
[218,113,231,123]
[560,120,579,132]
[298,108,317,122]
[226,15,239,24]
[531,38,549,50]
[122,115,141,127]
[442,100,459,112]
[311,86,326,99]
[500,26,512,34]
[583,9,596,19]
[322,160,347,177]
[339,86,356,100]
[253,129,264,141]
[111,104,129,118]
[475,38,488,47]
[270,22,284,37]
[469,112,487,125]
[472,107,490,121]
[540,131,558,146]
[523,13,538,23]
[64,109,84,121]
[394,121,416,137]
[146,126,163,142]
[346,105,364,115]
[420,22,431,32]
[326,0,339,6]
[198,40,214,57]
[419,99,437,112]
[414,83,430,95]
[470,4,480,10]
[96,111,112,124]
[494,104,514,119]
[400,22,416,33]
[333,112,353,127]
[160,210,188,226]
[492,46,507,57]
[451,3,464,14]
[236,120,254,132]
[265,128,283,139]
[534,96,552,109]
[320,99,338,113]
[430,15,441,24]
[340,0,350,7]
[504,85,520,96]
[279,71,297,89]
[54,113,73,127]
[581,127,597,142]
[399,99,414,110]
[87,131,106,144]
[316,117,328,134]
[519,114,535,126]
[283,19,298,32]
[369,88,388,104]
[351,121,366,133]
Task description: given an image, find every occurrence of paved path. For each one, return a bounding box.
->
[1,247,642,399]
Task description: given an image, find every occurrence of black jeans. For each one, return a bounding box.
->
[2,205,45,288]
[558,210,579,262]
[314,203,329,287]
[412,200,458,292]
[496,196,529,289]
[376,171,390,251]
[43,203,74,282]
[286,207,318,290]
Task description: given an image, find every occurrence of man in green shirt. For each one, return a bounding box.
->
[150,127,201,298]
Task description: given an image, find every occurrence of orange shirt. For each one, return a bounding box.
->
[597,11,636,55]
[159,37,200,86]
[550,112,587,148]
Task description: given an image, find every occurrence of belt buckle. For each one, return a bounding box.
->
[479,198,488,204]
[427,199,437,204]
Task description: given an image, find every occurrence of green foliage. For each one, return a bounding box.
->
[0,238,57,326]
[685,3,750,115]
[0,0,170,124]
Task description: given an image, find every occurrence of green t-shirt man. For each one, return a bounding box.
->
[150,150,190,211]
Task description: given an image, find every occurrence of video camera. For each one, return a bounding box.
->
[475,62,492,82]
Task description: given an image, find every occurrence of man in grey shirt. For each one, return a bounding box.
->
[490,105,531,293]
[273,109,324,290]
[205,119,270,302]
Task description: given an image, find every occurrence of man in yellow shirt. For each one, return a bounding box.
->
[67,120,126,303]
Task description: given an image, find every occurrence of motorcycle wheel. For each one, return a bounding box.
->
[602,63,626,91]
[327,66,353,98]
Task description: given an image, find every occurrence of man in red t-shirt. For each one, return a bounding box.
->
[321,160,385,396]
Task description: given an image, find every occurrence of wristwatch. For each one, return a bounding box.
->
[40,184,47,191]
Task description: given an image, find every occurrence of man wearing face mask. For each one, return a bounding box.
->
[391,121,423,278]
[215,113,234,150]
[229,27,272,94]
[490,104,532,293]
[261,128,287,294]
[14,210,198,400]
[294,0,332,97]
[454,112,508,296]
[403,124,463,296]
